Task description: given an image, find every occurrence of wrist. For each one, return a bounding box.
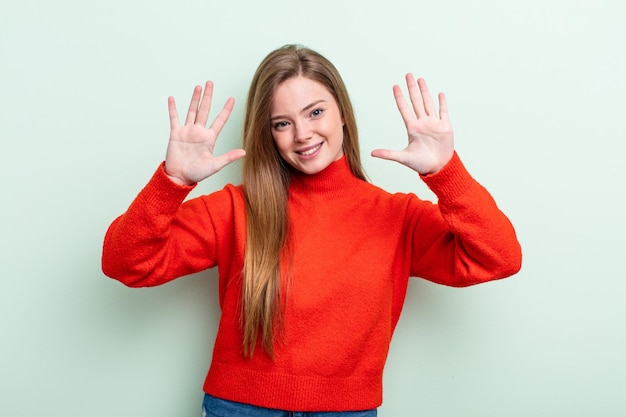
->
[161,162,196,187]
[166,174,194,186]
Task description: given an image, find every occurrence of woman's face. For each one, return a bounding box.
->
[270,76,344,175]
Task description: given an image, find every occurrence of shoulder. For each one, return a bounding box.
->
[198,184,245,209]
[178,184,246,232]
[355,179,429,214]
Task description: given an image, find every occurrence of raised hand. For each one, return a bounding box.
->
[165,81,245,185]
[371,74,454,175]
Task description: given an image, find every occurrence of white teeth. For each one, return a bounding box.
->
[298,144,321,155]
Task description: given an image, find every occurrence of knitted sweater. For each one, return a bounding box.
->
[102,152,521,411]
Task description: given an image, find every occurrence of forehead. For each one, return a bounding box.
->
[271,76,335,112]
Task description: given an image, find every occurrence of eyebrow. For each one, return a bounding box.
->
[270,99,327,121]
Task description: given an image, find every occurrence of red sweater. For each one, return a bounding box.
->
[102,153,521,411]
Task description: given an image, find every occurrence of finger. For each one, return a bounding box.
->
[208,97,235,137]
[393,84,415,128]
[406,73,426,117]
[195,81,214,127]
[417,78,436,116]
[184,85,203,125]
[168,96,180,129]
[371,148,405,164]
[438,92,449,121]
[213,149,247,171]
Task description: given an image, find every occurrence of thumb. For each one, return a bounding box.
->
[371,148,403,163]
[212,149,247,173]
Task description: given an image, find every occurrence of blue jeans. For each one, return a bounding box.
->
[202,394,377,417]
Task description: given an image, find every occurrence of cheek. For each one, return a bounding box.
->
[272,132,290,153]
[333,121,346,142]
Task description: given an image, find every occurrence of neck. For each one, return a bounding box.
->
[288,156,362,200]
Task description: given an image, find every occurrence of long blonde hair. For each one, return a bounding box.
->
[241,44,367,357]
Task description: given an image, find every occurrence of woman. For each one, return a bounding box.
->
[102,44,522,416]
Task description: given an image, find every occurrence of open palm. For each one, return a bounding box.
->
[165,81,245,185]
[372,74,454,175]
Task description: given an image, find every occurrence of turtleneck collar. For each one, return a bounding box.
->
[288,156,364,200]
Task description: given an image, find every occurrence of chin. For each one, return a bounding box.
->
[290,159,330,175]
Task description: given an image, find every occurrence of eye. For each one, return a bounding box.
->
[273,121,289,130]
[310,108,323,118]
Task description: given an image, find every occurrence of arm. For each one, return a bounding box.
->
[373,75,521,285]
[409,153,522,286]
[102,82,244,286]
[102,167,218,287]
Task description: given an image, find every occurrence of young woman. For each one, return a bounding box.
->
[102,44,522,416]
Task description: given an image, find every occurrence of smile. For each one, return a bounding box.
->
[296,143,322,156]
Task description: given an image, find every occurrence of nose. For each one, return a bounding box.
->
[294,120,312,142]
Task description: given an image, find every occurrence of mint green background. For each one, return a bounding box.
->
[1,0,624,415]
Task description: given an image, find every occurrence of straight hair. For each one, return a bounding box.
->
[241,44,367,357]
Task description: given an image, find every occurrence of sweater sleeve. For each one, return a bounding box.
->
[101,163,219,287]
[408,152,522,286]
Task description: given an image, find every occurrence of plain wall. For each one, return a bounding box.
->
[1,0,624,415]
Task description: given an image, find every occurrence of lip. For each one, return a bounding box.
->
[295,142,323,160]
